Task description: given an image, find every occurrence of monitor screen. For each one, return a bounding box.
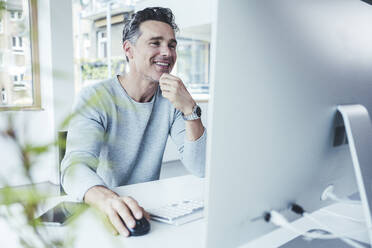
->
[205,0,372,247]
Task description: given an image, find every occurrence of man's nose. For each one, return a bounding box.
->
[160,45,171,57]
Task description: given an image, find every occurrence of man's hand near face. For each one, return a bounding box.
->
[159,73,205,141]
[84,186,150,237]
[159,73,196,115]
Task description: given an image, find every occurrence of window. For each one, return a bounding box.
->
[72,1,210,98]
[13,73,26,91]
[10,11,22,21]
[175,37,210,97]
[83,33,90,58]
[97,30,107,58]
[0,0,41,110]
[1,88,7,104]
[12,36,23,51]
[13,73,24,82]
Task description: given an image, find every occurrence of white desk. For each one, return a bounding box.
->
[1,176,369,248]
[47,175,206,248]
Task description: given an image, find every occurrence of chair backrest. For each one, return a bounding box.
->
[58,131,67,195]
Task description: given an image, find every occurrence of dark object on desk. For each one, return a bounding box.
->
[39,202,86,226]
[361,0,372,5]
[124,217,151,236]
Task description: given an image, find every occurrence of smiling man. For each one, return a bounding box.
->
[61,7,206,237]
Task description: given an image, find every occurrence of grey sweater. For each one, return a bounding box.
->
[61,77,206,202]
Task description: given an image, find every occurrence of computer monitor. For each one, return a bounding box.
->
[204,0,372,247]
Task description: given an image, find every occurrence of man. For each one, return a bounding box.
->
[61,7,206,237]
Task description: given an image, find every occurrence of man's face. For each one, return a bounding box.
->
[128,20,177,82]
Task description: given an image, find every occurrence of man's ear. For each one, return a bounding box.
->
[123,40,134,60]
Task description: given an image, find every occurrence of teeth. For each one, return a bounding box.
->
[155,62,169,66]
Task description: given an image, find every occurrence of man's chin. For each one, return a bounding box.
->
[143,74,161,83]
[144,69,172,82]
[156,70,171,78]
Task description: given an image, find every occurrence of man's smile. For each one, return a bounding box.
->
[153,59,173,71]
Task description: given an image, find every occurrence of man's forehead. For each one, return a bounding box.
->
[139,20,176,40]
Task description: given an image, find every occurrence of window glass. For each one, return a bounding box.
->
[72,0,210,97]
[0,0,41,109]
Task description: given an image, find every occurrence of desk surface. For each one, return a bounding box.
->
[62,175,206,248]
[1,175,369,248]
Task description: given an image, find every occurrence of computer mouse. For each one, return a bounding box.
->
[124,217,151,237]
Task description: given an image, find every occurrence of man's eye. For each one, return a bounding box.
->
[169,44,176,49]
[150,42,160,46]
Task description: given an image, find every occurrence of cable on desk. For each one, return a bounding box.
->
[265,210,339,240]
[289,203,365,248]
[319,209,365,224]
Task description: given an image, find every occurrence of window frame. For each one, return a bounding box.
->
[0,0,41,111]
[0,52,3,67]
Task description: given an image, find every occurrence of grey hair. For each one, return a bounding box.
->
[122,7,178,62]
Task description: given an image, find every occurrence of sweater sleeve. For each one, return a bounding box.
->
[60,87,108,202]
[169,109,207,177]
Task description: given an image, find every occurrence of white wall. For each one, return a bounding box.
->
[0,0,75,186]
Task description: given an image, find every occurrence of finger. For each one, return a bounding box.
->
[114,202,136,228]
[159,72,171,80]
[105,215,119,236]
[161,73,179,81]
[160,84,172,93]
[159,75,180,86]
[122,196,143,220]
[107,211,130,237]
[142,208,151,221]
[162,91,173,100]
[159,77,174,87]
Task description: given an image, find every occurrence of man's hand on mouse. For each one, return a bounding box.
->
[159,73,196,115]
[84,185,150,237]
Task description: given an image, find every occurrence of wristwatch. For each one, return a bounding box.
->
[182,104,202,121]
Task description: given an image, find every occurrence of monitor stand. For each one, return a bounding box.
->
[279,105,372,248]
[337,104,372,245]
